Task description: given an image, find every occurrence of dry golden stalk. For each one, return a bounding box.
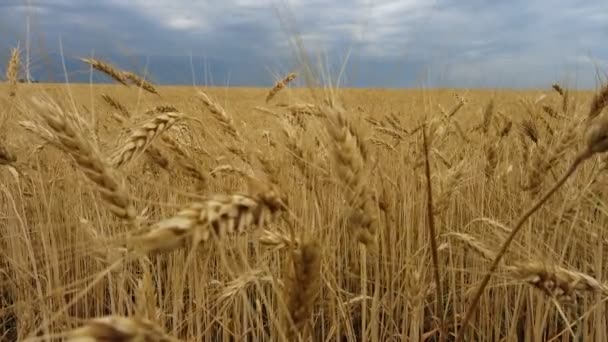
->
[537,114,555,137]
[484,143,498,179]
[281,119,311,177]
[258,229,300,251]
[110,111,184,168]
[552,83,565,97]
[159,135,208,185]
[6,47,20,96]
[210,164,249,178]
[434,162,464,214]
[444,96,467,121]
[324,105,368,191]
[385,112,405,131]
[457,86,608,340]
[370,138,398,153]
[227,145,251,165]
[30,97,136,221]
[122,71,159,95]
[453,119,471,143]
[66,315,180,342]
[421,126,447,341]
[101,93,130,118]
[285,239,321,340]
[525,124,577,195]
[145,105,178,115]
[374,126,406,141]
[256,152,280,184]
[542,105,559,119]
[287,103,322,117]
[588,82,608,121]
[498,119,512,138]
[266,72,297,103]
[446,233,496,261]
[433,148,452,169]
[323,104,376,246]
[507,262,608,303]
[481,100,494,134]
[197,90,240,140]
[219,269,275,303]
[80,57,129,86]
[128,191,286,254]
[520,118,539,144]
[584,115,608,155]
[254,106,283,119]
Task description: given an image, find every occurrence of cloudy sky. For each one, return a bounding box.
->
[0,0,607,88]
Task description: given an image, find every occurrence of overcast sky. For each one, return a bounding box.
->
[1,0,607,88]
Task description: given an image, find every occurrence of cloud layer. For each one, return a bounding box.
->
[1,0,607,87]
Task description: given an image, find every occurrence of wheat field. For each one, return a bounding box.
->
[1,53,608,341]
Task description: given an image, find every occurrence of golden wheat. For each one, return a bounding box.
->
[110,111,184,168]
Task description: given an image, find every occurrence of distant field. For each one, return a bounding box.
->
[2,77,608,341]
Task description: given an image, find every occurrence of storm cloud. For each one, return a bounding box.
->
[0,0,606,87]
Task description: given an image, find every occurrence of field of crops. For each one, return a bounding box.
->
[2,52,608,341]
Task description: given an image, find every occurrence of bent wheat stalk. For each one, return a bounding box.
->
[456,92,608,341]
[266,72,297,103]
[422,125,446,342]
[122,71,159,95]
[80,57,129,86]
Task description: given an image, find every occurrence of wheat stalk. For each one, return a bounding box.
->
[145,105,178,115]
[110,112,184,168]
[323,104,376,246]
[456,88,608,341]
[506,262,608,303]
[197,90,240,140]
[80,57,129,86]
[266,72,297,103]
[122,71,159,95]
[66,315,180,342]
[6,47,20,96]
[101,93,131,118]
[284,239,321,340]
[128,190,286,254]
[258,229,300,251]
[28,97,136,221]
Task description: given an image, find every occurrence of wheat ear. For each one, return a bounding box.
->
[197,90,240,140]
[80,57,129,86]
[66,315,180,342]
[507,262,608,303]
[101,93,131,118]
[128,190,286,254]
[285,239,321,340]
[323,104,376,246]
[6,47,20,96]
[110,111,184,168]
[266,72,297,103]
[122,71,159,95]
[29,97,136,221]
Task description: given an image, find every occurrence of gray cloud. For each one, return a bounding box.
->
[0,0,606,87]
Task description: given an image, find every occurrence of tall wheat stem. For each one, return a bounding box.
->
[455,150,590,341]
[422,126,446,342]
